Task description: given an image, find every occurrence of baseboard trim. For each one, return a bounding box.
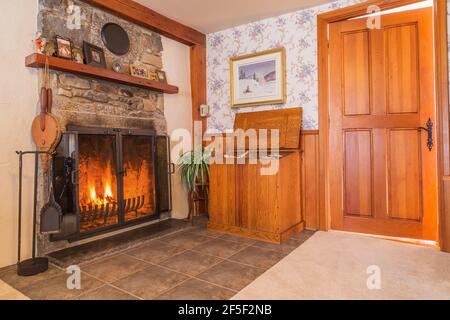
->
[208,221,305,244]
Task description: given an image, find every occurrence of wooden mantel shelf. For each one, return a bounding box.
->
[25,53,179,94]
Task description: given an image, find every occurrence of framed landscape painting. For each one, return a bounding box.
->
[230,48,286,108]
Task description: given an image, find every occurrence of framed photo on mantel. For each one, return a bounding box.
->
[230,47,286,108]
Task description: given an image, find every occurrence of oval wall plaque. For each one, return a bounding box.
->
[101,23,130,56]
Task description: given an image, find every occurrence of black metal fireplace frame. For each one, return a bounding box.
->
[50,126,172,242]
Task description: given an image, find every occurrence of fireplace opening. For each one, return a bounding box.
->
[78,133,120,232]
[50,126,172,242]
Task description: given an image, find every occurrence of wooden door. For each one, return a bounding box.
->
[329,8,437,240]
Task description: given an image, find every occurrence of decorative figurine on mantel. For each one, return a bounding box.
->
[34,32,47,54]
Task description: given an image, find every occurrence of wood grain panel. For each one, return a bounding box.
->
[279,152,302,232]
[388,129,421,221]
[236,163,257,229]
[343,31,371,115]
[385,24,419,114]
[208,221,304,244]
[442,180,450,251]
[256,167,279,233]
[234,108,302,150]
[344,130,373,216]
[190,45,207,138]
[435,0,450,252]
[208,164,236,226]
[301,132,320,229]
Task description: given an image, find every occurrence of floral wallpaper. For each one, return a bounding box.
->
[206,0,364,132]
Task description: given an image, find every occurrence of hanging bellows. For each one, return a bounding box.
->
[31,57,62,152]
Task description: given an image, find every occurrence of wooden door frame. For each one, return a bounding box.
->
[317,0,450,251]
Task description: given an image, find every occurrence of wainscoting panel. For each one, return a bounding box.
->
[301,130,320,230]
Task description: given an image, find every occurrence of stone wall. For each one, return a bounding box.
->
[38,0,166,133]
[37,0,169,254]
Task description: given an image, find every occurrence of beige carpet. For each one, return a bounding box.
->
[0,280,29,300]
[233,231,450,300]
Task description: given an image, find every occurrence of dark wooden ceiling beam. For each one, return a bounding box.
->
[82,0,206,46]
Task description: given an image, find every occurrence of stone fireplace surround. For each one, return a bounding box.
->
[37,0,171,255]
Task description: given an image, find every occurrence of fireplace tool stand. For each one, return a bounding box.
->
[16,150,53,276]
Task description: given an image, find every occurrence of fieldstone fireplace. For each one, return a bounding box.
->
[36,0,173,255]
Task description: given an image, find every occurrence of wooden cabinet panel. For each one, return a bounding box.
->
[235,163,280,234]
[236,163,257,229]
[234,109,302,149]
[208,108,304,244]
[255,167,279,233]
[208,152,303,244]
[208,164,237,226]
[278,152,301,233]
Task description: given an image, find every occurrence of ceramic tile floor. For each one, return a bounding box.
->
[0,225,315,300]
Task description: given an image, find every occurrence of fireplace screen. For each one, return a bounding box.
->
[78,133,119,232]
[122,135,156,222]
[51,127,171,241]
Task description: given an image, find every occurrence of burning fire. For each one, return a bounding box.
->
[82,161,116,206]
[89,183,114,205]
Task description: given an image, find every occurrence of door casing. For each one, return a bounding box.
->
[317,0,450,251]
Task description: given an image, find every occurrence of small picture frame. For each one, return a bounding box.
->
[55,36,73,60]
[156,70,167,83]
[148,70,159,81]
[83,41,107,68]
[130,64,150,79]
[72,47,84,64]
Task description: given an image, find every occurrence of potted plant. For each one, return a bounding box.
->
[178,147,211,223]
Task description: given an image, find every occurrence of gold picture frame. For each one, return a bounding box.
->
[130,64,150,79]
[230,47,286,108]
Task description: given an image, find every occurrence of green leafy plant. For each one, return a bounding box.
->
[177,147,211,192]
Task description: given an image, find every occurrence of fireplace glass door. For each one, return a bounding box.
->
[121,134,156,222]
[50,127,170,241]
[78,133,119,233]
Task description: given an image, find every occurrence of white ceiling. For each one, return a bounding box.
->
[136,0,333,34]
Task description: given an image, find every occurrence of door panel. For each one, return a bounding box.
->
[387,129,422,221]
[385,24,419,114]
[344,130,373,217]
[343,31,371,115]
[329,8,437,240]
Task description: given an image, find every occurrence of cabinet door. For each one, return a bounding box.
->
[237,163,279,234]
[208,164,237,226]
